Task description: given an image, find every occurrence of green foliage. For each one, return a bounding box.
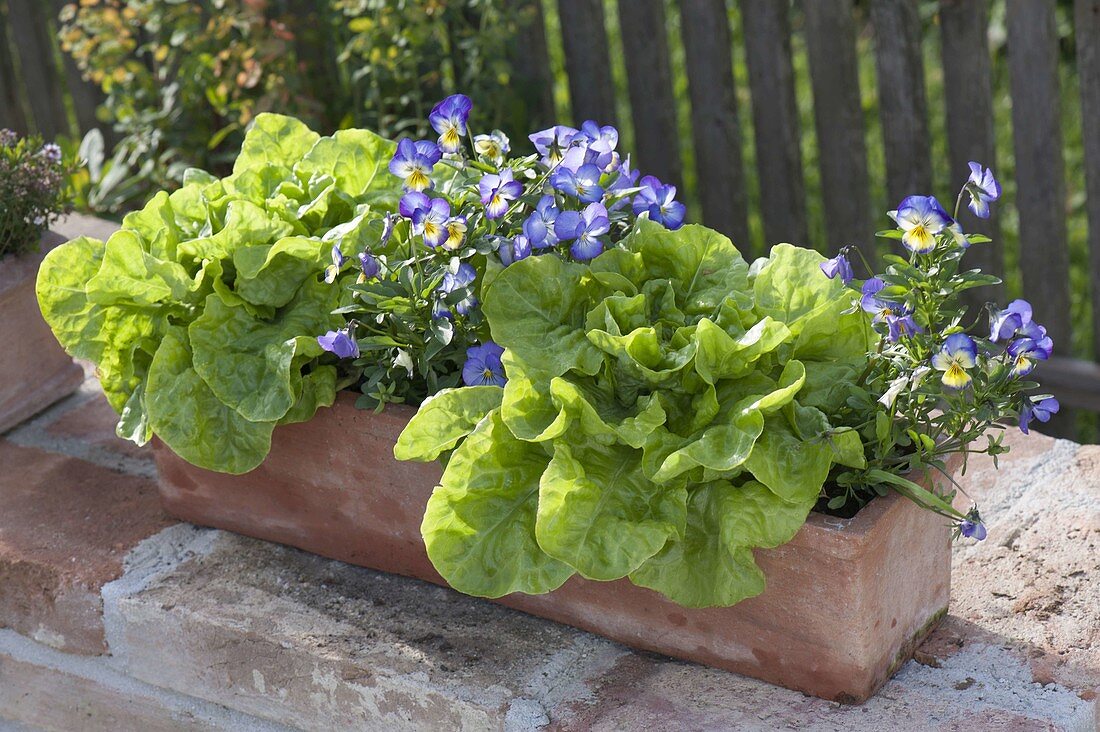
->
[0,131,77,259]
[57,0,534,213]
[36,114,401,472]
[398,219,874,607]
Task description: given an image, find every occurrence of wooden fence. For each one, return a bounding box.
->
[3,0,1100,439]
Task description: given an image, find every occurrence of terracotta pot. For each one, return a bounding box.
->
[0,232,84,433]
[153,391,957,703]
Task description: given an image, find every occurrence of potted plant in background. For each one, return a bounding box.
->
[35,98,1056,703]
[0,130,84,433]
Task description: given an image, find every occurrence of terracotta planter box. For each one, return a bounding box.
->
[153,392,956,703]
[0,232,84,433]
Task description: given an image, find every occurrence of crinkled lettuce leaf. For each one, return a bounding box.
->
[36,114,401,472]
[403,218,873,607]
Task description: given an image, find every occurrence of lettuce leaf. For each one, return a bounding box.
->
[36,114,400,472]
[402,219,873,607]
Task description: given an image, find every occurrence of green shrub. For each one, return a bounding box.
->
[57,0,533,212]
[0,130,77,260]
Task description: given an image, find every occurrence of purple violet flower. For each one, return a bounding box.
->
[555,202,610,261]
[498,235,533,266]
[317,328,359,359]
[389,139,440,191]
[529,125,579,167]
[820,253,854,284]
[887,195,952,254]
[358,251,380,280]
[462,341,507,387]
[966,162,1001,219]
[435,262,479,319]
[1007,335,1053,377]
[632,175,686,230]
[551,162,604,204]
[479,169,524,219]
[429,94,473,154]
[324,244,346,284]
[523,195,561,249]
[1019,396,1059,434]
[932,334,978,389]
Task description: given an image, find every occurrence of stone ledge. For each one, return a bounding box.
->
[0,630,292,731]
[0,405,169,655]
[95,524,1096,732]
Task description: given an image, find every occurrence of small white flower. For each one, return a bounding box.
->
[394,349,414,377]
[879,376,909,409]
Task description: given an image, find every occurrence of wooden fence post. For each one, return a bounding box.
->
[802,0,874,259]
[556,0,617,126]
[739,0,809,250]
[680,0,750,247]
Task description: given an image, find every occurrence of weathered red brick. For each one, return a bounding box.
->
[0,440,173,654]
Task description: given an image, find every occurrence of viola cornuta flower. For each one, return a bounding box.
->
[966,161,1001,219]
[324,244,346,284]
[551,162,605,204]
[429,94,473,154]
[357,251,380,281]
[859,278,891,320]
[932,333,978,389]
[498,234,533,267]
[576,120,619,172]
[886,310,922,342]
[435,262,479,319]
[523,195,561,249]
[888,195,952,253]
[479,168,524,219]
[632,175,686,230]
[1007,334,1053,377]
[473,130,510,163]
[462,341,506,387]
[959,510,987,541]
[441,216,467,251]
[317,328,359,360]
[555,201,610,260]
[389,139,440,192]
[820,252,854,284]
[1019,396,1059,434]
[989,299,1046,343]
[413,198,451,248]
[529,125,578,166]
[947,221,970,248]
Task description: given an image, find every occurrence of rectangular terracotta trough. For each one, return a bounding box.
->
[0,232,84,434]
[153,391,954,703]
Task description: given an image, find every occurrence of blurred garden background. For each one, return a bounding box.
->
[0,0,1096,438]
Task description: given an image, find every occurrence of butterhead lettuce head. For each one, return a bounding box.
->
[397,219,874,607]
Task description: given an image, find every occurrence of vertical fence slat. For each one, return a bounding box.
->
[617,0,682,187]
[0,3,29,133]
[1076,0,1100,362]
[870,0,932,205]
[1007,0,1073,437]
[939,0,1003,310]
[507,0,557,130]
[738,0,808,249]
[6,0,68,139]
[680,0,749,247]
[556,0,617,125]
[1006,1,1071,346]
[802,0,873,258]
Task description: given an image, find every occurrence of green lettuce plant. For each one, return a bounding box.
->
[36,114,401,473]
[396,219,874,607]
